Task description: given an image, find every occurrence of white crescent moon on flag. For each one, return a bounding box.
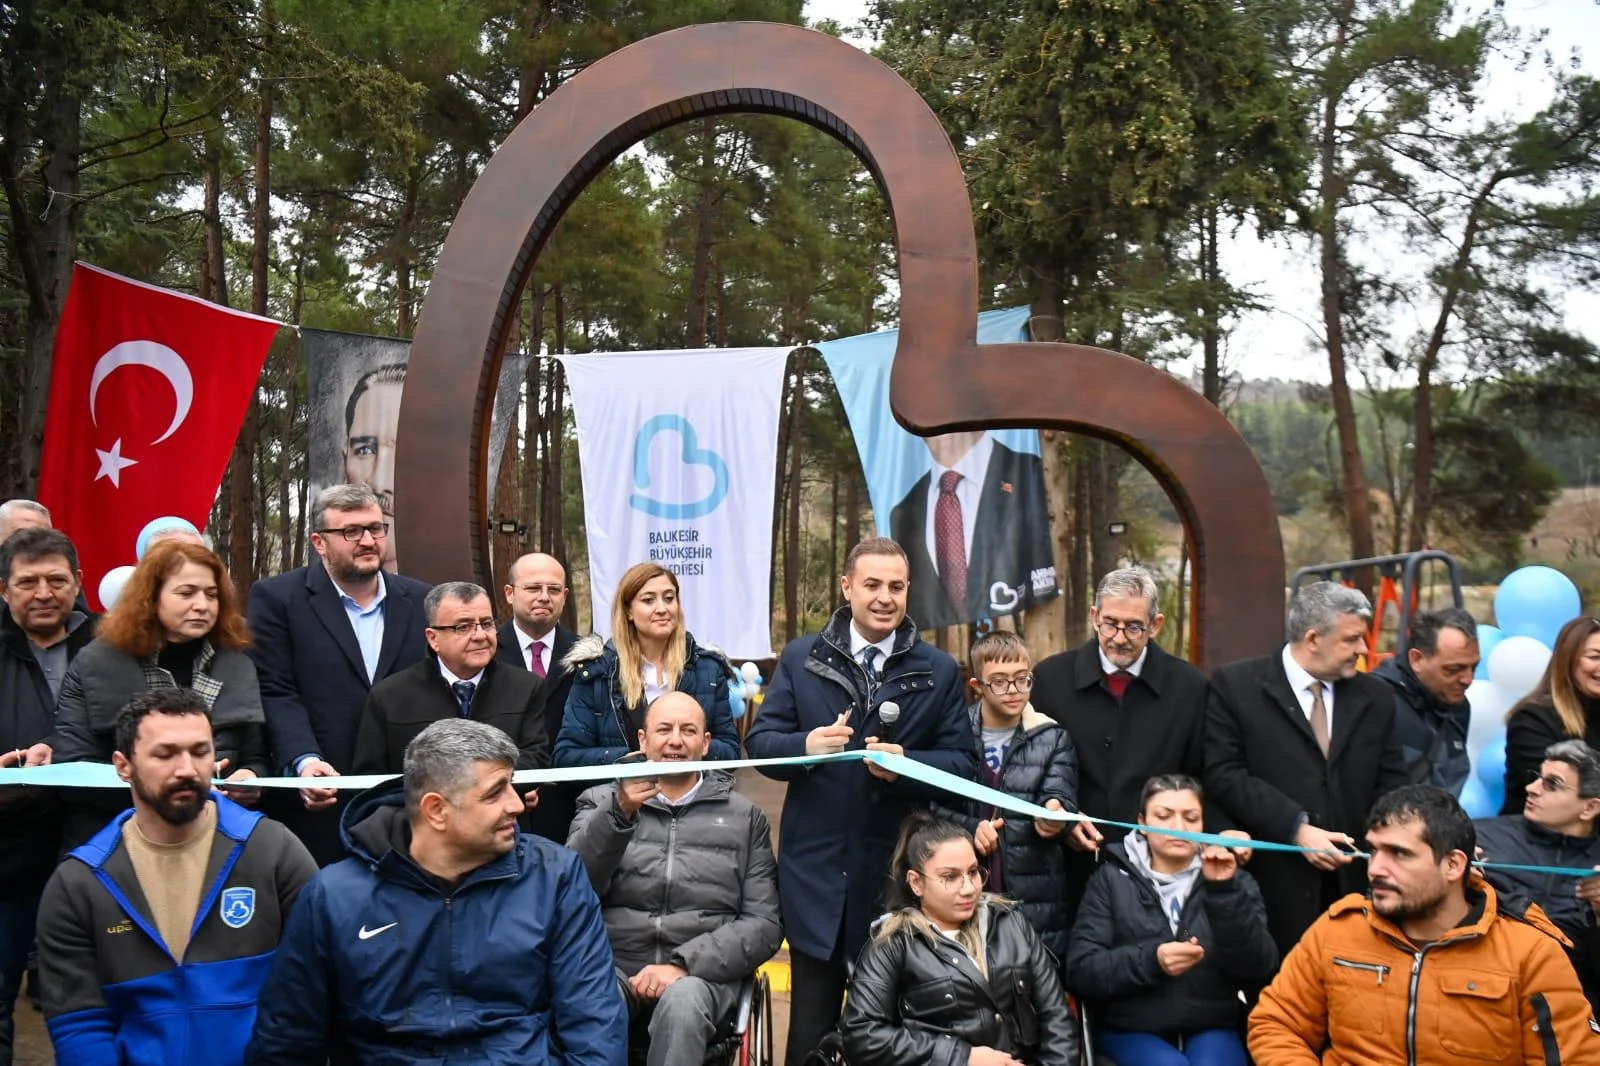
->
[88,340,194,445]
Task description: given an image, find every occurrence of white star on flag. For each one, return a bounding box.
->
[94,438,138,487]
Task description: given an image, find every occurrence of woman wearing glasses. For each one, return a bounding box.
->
[553,562,739,766]
[52,540,268,848]
[840,812,1078,1066]
[1064,775,1275,1066]
[1502,616,1600,814]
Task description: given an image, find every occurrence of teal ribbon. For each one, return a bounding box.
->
[5,751,1593,879]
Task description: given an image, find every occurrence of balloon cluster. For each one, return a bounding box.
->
[1457,565,1582,817]
[96,516,205,610]
[727,661,765,719]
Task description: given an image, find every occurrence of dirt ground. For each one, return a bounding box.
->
[11,769,794,1066]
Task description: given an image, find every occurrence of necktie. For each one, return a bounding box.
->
[1307,682,1331,757]
[452,681,476,719]
[1106,670,1133,700]
[530,643,547,679]
[860,646,880,698]
[934,470,968,610]
[1170,896,1183,931]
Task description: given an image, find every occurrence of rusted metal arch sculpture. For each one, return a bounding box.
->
[399,20,1285,668]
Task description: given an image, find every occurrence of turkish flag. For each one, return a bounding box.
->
[38,263,282,609]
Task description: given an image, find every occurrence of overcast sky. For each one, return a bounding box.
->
[800,0,1600,384]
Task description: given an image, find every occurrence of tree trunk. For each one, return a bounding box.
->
[291,258,307,570]
[828,464,840,611]
[685,118,718,347]
[395,164,420,336]
[844,465,860,562]
[1067,443,1091,646]
[7,84,80,497]
[1200,203,1223,407]
[1318,14,1377,586]
[1025,271,1074,661]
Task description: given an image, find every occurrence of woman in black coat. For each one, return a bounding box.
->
[52,541,268,846]
[1502,616,1600,815]
[840,813,1078,1066]
[1064,774,1276,1066]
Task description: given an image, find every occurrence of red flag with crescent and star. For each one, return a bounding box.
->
[37,263,282,609]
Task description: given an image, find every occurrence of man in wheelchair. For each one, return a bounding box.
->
[569,691,782,1066]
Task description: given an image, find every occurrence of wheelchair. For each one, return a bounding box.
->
[626,971,775,1066]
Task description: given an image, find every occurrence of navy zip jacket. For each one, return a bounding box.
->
[245,778,627,1065]
[36,793,317,1066]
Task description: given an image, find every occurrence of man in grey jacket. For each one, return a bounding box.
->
[569,691,782,1066]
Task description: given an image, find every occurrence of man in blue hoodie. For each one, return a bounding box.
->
[36,688,317,1066]
[247,717,626,1065]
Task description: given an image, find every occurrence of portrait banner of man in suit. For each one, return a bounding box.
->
[814,307,1060,630]
[302,328,529,574]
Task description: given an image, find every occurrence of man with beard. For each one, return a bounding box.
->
[1251,785,1600,1064]
[1372,608,1481,794]
[0,528,95,1066]
[35,689,316,1066]
[248,484,431,864]
[568,692,782,1066]
[247,719,625,1065]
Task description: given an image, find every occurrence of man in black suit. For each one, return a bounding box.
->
[498,552,580,843]
[247,484,431,865]
[1033,566,1221,913]
[353,582,547,790]
[888,431,1055,628]
[1206,581,1409,959]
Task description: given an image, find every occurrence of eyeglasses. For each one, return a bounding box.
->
[1528,770,1574,794]
[980,674,1034,695]
[429,619,496,637]
[1096,619,1148,638]
[316,523,390,542]
[515,584,565,598]
[923,866,987,891]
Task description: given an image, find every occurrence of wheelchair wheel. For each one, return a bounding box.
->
[738,970,774,1066]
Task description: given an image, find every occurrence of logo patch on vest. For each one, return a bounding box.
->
[220,887,256,929]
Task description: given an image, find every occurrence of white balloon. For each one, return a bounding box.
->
[97,565,137,611]
[1464,678,1513,756]
[740,661,761,685]
[1486,635,1553,707]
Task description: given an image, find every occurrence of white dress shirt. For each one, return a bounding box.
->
[438,661,486,688]
[1281,644,1334,735]
[923,433,994,576]
[515,624,556,675]
[1098,646,1149,677]
[848,623,896,674]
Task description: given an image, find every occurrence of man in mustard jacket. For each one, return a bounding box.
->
[1250,784,1600,1065]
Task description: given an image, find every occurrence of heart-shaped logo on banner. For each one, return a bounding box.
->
[627,414,730,520]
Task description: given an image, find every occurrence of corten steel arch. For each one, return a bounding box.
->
[399,21,1285,669]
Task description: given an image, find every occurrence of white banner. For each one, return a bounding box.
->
[561,348,790,657]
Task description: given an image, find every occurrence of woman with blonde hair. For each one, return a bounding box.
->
[839,812,1078,1066]
[1502,616,1600,813]
[553,562,738,766]
[52,540,268,845]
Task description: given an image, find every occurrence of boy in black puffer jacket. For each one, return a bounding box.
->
[1065,774,1276,1065]
[934,632,1078,960]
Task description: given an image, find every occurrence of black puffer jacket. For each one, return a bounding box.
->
[1371,657,1471,794]
[841,899,1078,1066]
[567,771,782,981]
[933,703,1078,958]
[1475,814,1600,1011]
[1063,841,1277,1037]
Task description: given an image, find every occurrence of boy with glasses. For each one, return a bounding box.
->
[1476,739,1600,1013]
[934,631,1079,959]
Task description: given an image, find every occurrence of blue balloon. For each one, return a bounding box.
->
[1474,625,1504,681]
[1495,565,1581,649]
[1476,736,1507,791]
[728,684,746,720]
[136,515,201,560]
[1459,776,1497,818]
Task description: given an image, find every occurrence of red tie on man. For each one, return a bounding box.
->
[935,469,968,611]
[530,642,547,679]
[37,264,281,608]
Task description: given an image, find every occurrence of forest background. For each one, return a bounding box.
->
[2,0,1598,661]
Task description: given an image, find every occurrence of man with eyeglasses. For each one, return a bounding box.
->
[1476,739,1600,1013]
[1033,566,1215,914]
[499,554,580,842]
[247,483,432,864]
[353,583,548,803]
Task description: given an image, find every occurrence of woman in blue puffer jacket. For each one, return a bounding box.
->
[553,562,739,766]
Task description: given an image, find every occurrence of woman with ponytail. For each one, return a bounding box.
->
[839,813,1078,1066]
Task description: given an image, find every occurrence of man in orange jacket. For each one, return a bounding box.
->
[1250,784,1600,1065]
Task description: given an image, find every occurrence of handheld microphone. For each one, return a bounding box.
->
[877,701,901,744]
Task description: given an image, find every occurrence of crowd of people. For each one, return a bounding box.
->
[4,487,1600,1064]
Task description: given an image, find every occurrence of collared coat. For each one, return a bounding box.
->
[496,622,581,843]
[743,607,977,960]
